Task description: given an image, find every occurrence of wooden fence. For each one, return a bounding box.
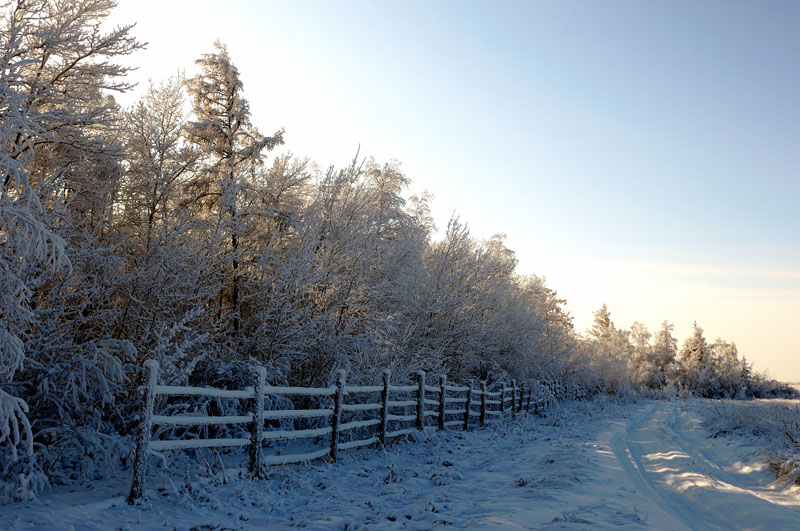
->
[128,360,548,504]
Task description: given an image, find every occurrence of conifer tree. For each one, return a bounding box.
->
[652,320,678,370]
[185,41,284,334]
[589,304,613,342]
[680,322,710,367]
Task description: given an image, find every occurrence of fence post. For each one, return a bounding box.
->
[438,374,446,431]
[329,369,346,463]
[512,379,518,418]
[380,369,390,445]
[525,387,531,414]
[463,380,473,431]
[128,360,159,504]
[499,383,505,416]
[415,370,425,431]
[248,366,266,478]
[519,384,525,412]
[480,381,487,426]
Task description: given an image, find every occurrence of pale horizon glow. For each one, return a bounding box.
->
[108,1,800,380]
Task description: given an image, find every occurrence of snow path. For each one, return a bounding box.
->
[614,400,800,530]
[3,399,797,530]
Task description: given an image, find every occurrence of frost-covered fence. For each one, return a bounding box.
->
[128,361,549,503]
[128,360,259,503]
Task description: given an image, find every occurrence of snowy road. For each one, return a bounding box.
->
[612,401,800,531]
[4,399,799,529]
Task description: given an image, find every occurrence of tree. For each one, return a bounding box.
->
[584,305,633,394]
[678,322,713,396]
[0,0,142,500]
[630,322,652,366]
[652,320,678,370]
[680,322,710,367]
[119,76,196,250]
[185,41,284,335]
[710,339,742,397]
[0,3,68,497]
[589,304,613,342]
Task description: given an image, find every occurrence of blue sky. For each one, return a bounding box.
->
[109,1,800,379]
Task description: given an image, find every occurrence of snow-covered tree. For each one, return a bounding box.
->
[0,3,68,499]
[119,76,196,249]
[583,305,633,394]
[185,41,284,335]
[0,0,141,500]
[677,322,714,396]
[589,304,613,342]
[652,320,678,370]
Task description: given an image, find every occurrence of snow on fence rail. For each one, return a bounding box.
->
[128,363,549,503]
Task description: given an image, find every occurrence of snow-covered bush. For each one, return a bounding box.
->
[0,0,141,500]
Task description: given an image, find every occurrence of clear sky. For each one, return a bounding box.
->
[108,1,800,380]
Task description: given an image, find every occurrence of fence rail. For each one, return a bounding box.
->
[127,361,551,504]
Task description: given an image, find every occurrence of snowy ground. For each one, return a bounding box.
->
[4,398,799,530]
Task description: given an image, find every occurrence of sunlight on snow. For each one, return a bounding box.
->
[664,471,720,492]
[643,450,690,461]
[662,471,800,508]
[731,461,766,474]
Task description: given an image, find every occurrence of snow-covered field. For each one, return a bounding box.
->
[4,398,799,530]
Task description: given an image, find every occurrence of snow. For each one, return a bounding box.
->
[344,385,383,394]
[263,447,330,466]
[154,385,252,400]
[389,384,418,392]
[340,418,382,432]
[609,399,800,529]
[263,385,335,397]
[387,400,416,408]
[262,426,332,441]
[261,408,333,419]
[341,402,381,412]
[387,414,417,422]
[5,398,800,530]
[148,438,250,451]
[151,414,252,426]
[445,397,468,403]
[386,428,416,439]
[338,437,379,451]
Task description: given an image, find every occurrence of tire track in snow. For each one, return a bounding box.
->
[618,401,799,531]
[667,403,800,509]
[610,403,691,530]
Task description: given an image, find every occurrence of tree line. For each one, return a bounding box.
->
[0,0,792,501]
[583,305,790,399]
